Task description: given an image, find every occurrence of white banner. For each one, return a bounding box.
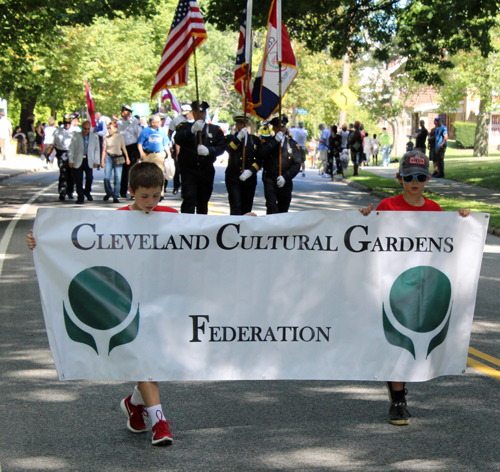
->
[33,209,488,382]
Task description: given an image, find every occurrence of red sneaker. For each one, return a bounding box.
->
[120,395,147,433]
[151,419,173,445]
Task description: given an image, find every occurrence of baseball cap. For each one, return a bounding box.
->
[399,150,430,177]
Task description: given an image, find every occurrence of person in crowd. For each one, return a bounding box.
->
[428,126,437,175]
[68,120,100,204]
[225,112,262,215]
[102,121,130,203]
[53,114,76,201]
[433,117,448,178]
[118,104,143,198]
[0,110,12,160]
[340,124,349,152]
[348,121,363,176]
[260,115,301,214]
[26,161,176,446]
[359,150,470,426]
[380,127,392,167]
[12,126,27,155]
[69,112,81,133]
[42,117,58,168]
[329,125,343,177]
[371,134,380,166]
[290,121,308,177]
[414,120,428,154]
[35,121,44,155]
[137,114,171,197]
[174,100,225,214]
[258,120,273,138]
[317,123,330,176]
[169,104,194,195]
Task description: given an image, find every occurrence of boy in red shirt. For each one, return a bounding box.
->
[27,162,177,445]
[360,151,470,425]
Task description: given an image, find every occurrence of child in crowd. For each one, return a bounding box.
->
[359,151,470,425]
[27,162,177,445]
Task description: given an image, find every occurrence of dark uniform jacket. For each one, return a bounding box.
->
[225,133,262,184]
[174,122,225,173]
[260,134,301,182]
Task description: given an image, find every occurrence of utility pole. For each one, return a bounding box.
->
[339,53,350,126]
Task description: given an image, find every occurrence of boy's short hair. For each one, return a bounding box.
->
[399,150,430,177]
[129,162,164,191]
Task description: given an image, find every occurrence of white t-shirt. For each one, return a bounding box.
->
[291,128,308,147]
[43,125,57,145]
[340,130,349,148]
[0,117,12,139]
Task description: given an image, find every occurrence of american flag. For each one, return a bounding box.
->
[151,0,207,99]
[234,2,253,106]
[161,89,182,114]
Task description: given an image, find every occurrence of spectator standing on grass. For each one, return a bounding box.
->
[433,117,448,178]
[414,120,428,154]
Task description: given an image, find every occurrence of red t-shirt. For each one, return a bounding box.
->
[118,205,178,213]
[377,194,442,212]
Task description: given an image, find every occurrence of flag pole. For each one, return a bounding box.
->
[242,0,253,172]
[277,0,282,176]
[192,36,202,145]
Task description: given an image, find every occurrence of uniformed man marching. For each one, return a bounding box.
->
[174,100,225,214]
[53,114,76,201]
[225,113,262,215]
[260,115,301,214]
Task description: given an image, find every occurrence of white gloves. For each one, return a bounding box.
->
[275,131,284,142]
[277,176,286,188]
[197,144,209,156]
[239,169,253,181]
[192,120,205,133]
[237,128,248,141]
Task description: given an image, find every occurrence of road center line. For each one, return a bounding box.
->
[0,182,57,278]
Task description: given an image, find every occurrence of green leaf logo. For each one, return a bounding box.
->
[383,266,452,359]
[63,266,140,355]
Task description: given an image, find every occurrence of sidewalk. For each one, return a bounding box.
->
[359,165,500,208]
[0,154,52,182]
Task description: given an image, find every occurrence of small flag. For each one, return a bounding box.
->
[250,0,298,120]
[161,89,182,114]
[212,107,219,124]
[234,1,253,107]
[85,79,96,127]
[151,0,207,98]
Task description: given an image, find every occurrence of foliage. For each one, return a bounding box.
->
[454,122,477,149]
[204,0,500,86]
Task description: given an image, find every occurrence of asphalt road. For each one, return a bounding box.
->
[1,166,500,472]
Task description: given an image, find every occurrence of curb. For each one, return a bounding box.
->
[342,177,500,238]
[0,167,47,183]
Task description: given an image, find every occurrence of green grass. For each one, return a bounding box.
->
[343,168,499,229]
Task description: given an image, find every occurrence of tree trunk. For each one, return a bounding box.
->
[473,94,491,157]
[19,95,37,133]
[51,109,57,120]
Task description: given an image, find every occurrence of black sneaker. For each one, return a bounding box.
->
[58,194,65,201]
[113,198,120,203]
[389,401,411,426]
[85,193,93,201]
[103,195,110,201]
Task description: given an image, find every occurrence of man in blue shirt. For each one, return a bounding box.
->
[433,117,448,178]
[137,114,172,196]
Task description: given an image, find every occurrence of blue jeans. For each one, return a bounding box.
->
[103,154,123,198]
[382,145,391,167]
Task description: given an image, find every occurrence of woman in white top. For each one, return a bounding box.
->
[371,134,380,166]
[102,121,130,203]
[42,117,58,167]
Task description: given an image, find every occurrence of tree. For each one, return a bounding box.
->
[0,0,157,128]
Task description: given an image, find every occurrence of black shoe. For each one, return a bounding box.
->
[67,194,74,199]
[120,193,127,199]
[434,174,444,179]
[103,195,110,201]
[85,193,93,201]
[432,171,439,177]
[58,194,65,201]
[113,198,120,203]
[76,198,84,204]
[172,188,179,195]
[389,401,411,425]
